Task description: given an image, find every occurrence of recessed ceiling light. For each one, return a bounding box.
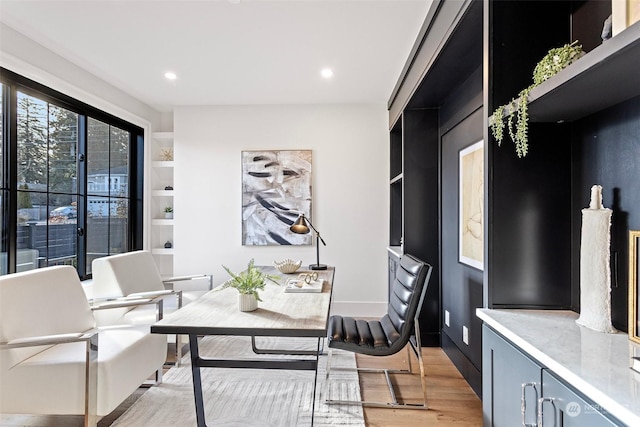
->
[164,72,177,81]
[321,68,334,79]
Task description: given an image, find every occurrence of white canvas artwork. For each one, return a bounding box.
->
[242,150,312,245]
[459,140,484,270]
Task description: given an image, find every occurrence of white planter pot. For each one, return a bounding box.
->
[165,212,173,219]
[238,294,258,312]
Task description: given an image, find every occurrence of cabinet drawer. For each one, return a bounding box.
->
[540,370,620,426]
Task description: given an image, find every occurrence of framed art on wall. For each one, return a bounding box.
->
[629,230,640,344]
[459,140,484,270]
[241,150,312,246]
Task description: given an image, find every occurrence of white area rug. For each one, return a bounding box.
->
[112,335,364,427]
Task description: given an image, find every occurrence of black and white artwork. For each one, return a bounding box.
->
[242,150,312,245]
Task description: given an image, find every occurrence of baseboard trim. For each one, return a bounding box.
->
[441,332,482,398]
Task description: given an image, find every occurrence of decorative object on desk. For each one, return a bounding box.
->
[164,185,173,190]
[629,230,640,344]
[159,147,173,161]
[490,41,585,158]
[459,140,484,271]
[164,206,173,219]
[164,241,172,249]
[220,259,280,311]
[290,213,327,270]
[273,258,302,274]
[284,273,324,293]
[576,185,617,333]
[241,150,312,246]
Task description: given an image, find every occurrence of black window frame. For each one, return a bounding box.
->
[1,67,144,279]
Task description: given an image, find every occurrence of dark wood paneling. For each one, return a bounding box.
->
[441,105,484,371]
[403,109,441,346]
[442,331,482,397]
[489,123,573,308]
[489,1,570,109]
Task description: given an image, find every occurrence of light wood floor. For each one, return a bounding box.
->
[356,346,483,426]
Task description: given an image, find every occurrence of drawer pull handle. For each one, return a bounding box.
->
[521,382,538,427]
[538,397,557,427]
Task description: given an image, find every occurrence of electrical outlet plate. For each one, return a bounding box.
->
[444,310,450,327]
[463,326,469,345]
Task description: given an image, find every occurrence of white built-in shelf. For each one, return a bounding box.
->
[152,160,175,168]
[151,131,174,141]
[151,219,174,226]
[151,248,174,255]
[152,190,174,197]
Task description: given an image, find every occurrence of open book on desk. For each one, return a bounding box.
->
[285,277,324,293]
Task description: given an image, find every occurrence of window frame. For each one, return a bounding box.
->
[1,67,144,279]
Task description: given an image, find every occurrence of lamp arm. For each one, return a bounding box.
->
[304,217,326,246]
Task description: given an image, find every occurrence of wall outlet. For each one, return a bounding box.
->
[444,310,450,327]
[462,326,469,345]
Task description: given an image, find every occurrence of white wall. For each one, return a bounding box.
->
[174,104,390,316]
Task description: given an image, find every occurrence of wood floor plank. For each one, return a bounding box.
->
[356,345,482,426]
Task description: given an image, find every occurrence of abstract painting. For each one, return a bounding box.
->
[459,140,484,270]
[242,150,312,245]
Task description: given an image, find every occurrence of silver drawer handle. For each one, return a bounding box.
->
[538,397,557,427]
[521,382,538,427]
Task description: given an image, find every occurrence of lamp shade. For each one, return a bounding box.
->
[290,215,310,234]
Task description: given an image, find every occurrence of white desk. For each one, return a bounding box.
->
[152,267,334,427]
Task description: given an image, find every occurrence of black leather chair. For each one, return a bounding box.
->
[324,254,432,409]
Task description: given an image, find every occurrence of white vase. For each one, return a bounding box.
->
[238,294,258,312]
[165,212,173,219]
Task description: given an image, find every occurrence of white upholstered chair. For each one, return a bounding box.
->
[0,265,167,427]
[90,250,212,363]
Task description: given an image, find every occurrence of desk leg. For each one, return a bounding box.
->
[189,334,207,427]
[311,337,322,427]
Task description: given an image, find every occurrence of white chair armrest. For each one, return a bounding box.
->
[162,274,207,282]
[1,332,96,349]
[90,298,157,310]
[163,274,213,290]
[128,290,176,298]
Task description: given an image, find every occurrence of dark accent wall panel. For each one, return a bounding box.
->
[489,123,573,308]
[571,96,640,331]
[489,1,570,109]
[403,108,441,346]
[442,104,484,373]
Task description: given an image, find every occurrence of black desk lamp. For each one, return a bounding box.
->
[290,213,327,270]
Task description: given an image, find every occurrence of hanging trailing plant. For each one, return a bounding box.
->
[490,41,585,158]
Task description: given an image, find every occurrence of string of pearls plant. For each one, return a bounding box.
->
[491,41,585,158]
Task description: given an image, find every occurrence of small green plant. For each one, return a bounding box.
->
[219,259,280,301]
[490,41,585,158]
[164,206,173,213]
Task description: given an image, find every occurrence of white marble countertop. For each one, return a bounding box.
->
[477,309,640,426]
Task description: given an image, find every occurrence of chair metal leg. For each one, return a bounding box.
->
[84,333,99,427]
[324,326,428,410]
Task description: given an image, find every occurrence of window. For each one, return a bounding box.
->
[1,69,143,279]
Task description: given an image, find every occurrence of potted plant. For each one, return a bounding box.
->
[490,41,585,158]
[164,206,173,219]
[220,259,280,311]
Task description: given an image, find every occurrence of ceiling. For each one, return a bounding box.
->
[0,0,431,112]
